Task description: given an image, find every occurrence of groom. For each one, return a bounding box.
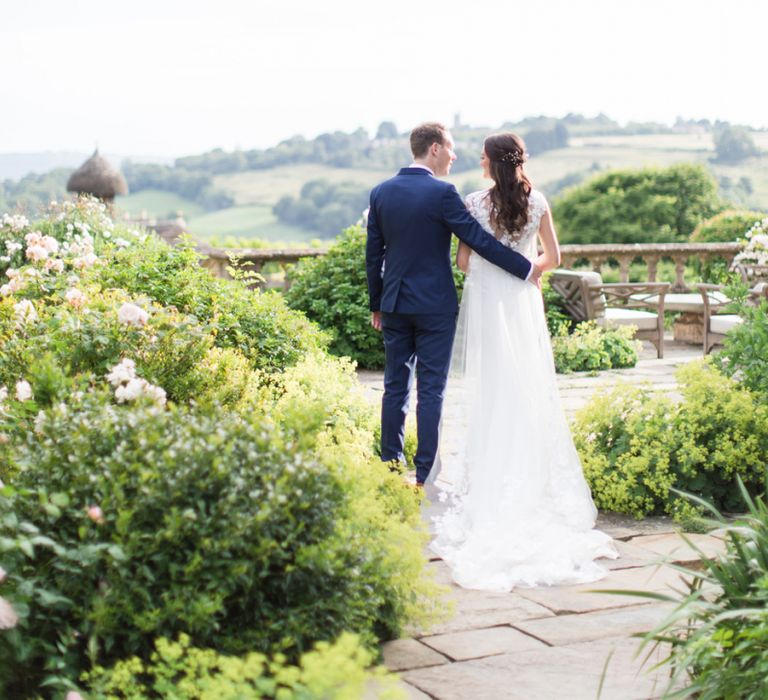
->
[366,122,542,486]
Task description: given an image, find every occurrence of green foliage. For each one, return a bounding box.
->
[0,168,70,216]
[286,225,384,368]
[715,294,768,398]
[273,179,368,237]
[84,632,399,700]
[690,209,765,243]
[0,200,442,697]
[553,163,724,244]
[542,272,573,336]
[623,484,768,699]
[0,371,437,696]
[551,321,641,374]
[122,161,234,211]
[713,124,761,164]
[87,236,327,374]
[573,361,768,521]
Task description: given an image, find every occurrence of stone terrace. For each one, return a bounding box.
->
[359,339,721,700]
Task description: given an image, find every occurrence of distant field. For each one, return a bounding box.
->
[114,189,205,220]
[214,165,390,206]
[187,204,320,243]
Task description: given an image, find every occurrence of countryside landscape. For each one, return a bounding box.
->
[3,114,766,246]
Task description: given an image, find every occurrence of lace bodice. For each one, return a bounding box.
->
[465,188,548,258]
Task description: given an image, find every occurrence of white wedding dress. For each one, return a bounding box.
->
[429,189,618,592]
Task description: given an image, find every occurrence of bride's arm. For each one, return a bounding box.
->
[456,240,471,272]
[534,206,561,272]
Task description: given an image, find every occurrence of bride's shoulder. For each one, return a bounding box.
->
[464,189,490,212]
[465,189,490,204]
[529,188,549,210]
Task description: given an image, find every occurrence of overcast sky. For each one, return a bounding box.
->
[2,0,765,157]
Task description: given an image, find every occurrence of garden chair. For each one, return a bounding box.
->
[735,263,768,285]
[549,269,670,358]
[697,282,768,354]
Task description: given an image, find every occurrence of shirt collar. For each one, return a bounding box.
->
[408,162,434,175]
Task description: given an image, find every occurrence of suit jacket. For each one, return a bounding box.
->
[366,167,533,314]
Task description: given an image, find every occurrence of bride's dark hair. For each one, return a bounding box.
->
[483,133,532,236]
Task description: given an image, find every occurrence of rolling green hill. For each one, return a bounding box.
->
[113,132,768,244]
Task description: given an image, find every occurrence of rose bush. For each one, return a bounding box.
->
[0,197,440,698]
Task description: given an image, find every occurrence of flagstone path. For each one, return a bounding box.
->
[359,339,722,699]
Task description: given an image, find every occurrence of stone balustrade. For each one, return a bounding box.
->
[559,242,742,292]
[199,246,328,289]
[197,242,743,293]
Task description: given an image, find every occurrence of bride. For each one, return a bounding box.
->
[429,132,618,592]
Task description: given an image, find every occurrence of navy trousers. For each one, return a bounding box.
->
[380,312,457,484]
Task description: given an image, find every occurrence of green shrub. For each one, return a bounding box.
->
[553,163,724,244]
[0,385,436,697]
[551,321,641,373]
[690,209,764,243]
[0,290,215,409]
[84,632,398,700]
[0,198,143,279]
[623,485,768,699]
[573,361,768,520]
[542,273,571,336]
[715,296,768,398]
[285,225,385,368]
[88,237,327,374]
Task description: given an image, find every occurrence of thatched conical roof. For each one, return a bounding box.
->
[66,150,128,199]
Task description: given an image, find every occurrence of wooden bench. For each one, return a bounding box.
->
[549,269,670,358]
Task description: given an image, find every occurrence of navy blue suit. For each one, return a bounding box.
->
[366,167,533,483]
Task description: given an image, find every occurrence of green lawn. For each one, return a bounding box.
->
[187,204,323,244]
[114,189,205,220]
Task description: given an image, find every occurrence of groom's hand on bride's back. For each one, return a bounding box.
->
[528,262,543,289]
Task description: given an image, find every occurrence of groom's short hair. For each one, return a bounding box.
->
[410,122,448,158]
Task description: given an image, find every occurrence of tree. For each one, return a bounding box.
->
[375,121,398,140]
[552,164,724,244]
[713,125,760,163]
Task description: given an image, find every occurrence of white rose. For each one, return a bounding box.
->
[44,258,65,273]
[6,268,19,279]
[143,382,167,406]
[106,358,136,386]
[2,214,29,232]
[0,386,7,403]
[24,231,42,246]
[117,302,149,326]
[25,244,49,262]
[65,288,88,309]
[115,377,144,402]
[15,380,32,401]
[0,597,18,630]
[41,235,59,254]
[72,252,98,269]
[13,299,37,327]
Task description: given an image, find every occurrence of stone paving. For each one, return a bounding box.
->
[359,339,720,699]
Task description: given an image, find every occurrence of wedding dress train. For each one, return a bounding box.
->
[429,189,618,592]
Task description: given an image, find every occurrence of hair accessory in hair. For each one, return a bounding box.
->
[500,151,526,167]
